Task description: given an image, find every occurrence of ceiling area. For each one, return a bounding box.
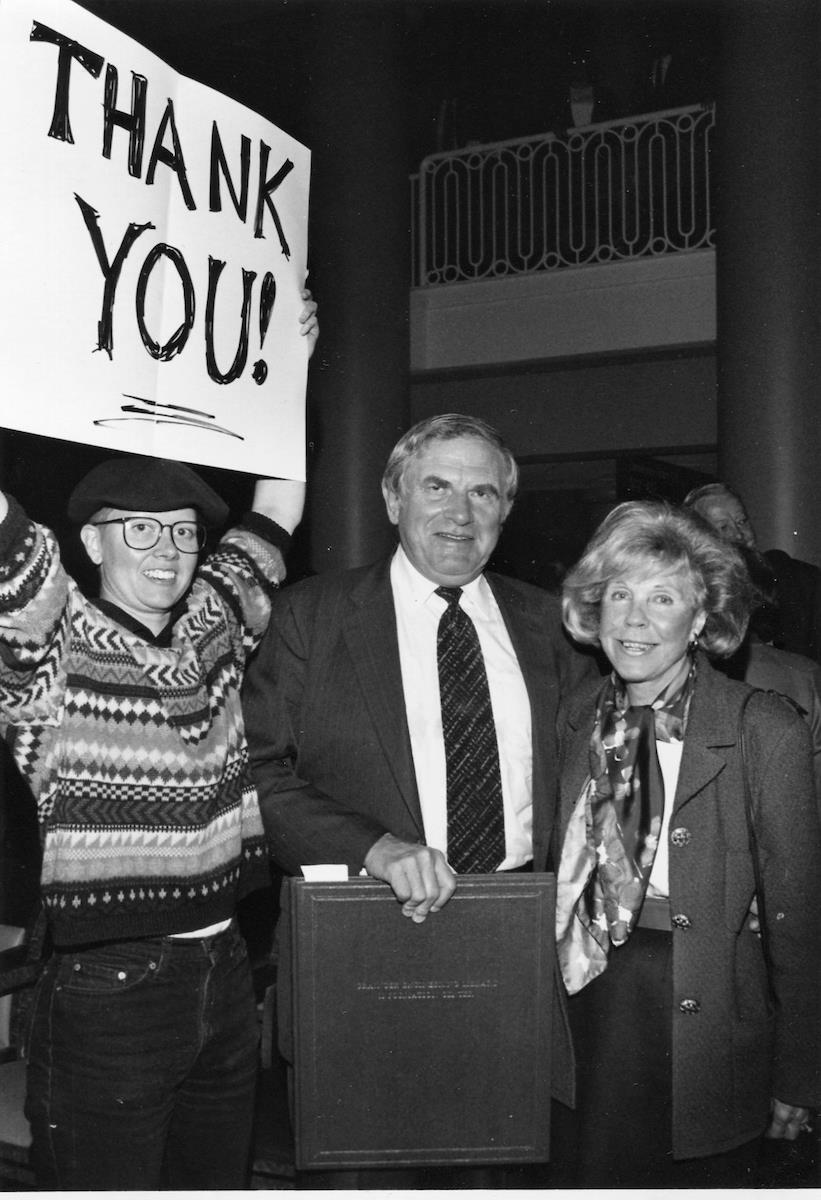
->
[75,0,721,170]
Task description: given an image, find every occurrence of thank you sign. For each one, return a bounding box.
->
[0,0,311,477]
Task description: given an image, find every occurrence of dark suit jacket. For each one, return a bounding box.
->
[242,556,599,1092]
[723,636,821,811]
[557,655,821,1158]
[243,556,597,876]
[764,548,821,662]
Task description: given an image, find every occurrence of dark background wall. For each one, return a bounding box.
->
[411,347,717,460]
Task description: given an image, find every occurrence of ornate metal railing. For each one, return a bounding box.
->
[411,104,715,287]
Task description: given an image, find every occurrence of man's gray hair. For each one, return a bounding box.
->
[381,413,519,503]
[682,481,748,518]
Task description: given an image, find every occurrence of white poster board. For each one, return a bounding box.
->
[0,0,311,479]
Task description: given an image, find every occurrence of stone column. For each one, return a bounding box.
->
[715,0,821,564]
[299,4,410,574]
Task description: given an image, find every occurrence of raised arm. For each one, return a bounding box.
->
[250,478,305,533]
[243,287,318,535]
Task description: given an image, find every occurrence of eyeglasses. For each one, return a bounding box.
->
[92,517,207,553]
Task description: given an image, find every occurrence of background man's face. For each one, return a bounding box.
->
[383,435,511,587]
[697,492,755,547]
[82,507,199,632]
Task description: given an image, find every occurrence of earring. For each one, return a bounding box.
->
[688,636,700,651]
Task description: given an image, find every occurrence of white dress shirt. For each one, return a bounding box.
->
[390,546,533,870]
[646,738,684,898]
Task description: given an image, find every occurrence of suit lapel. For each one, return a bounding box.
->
[673,741,726,815]
[342,561,424,836]
[554,665,735,825]
[558,682,600,837]
[671,658,735,814]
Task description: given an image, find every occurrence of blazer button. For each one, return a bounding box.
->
[679,998,701,1014]
[670,827,691,847]
[671,913,692,929]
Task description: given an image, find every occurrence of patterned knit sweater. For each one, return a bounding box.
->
[0,494,285,947]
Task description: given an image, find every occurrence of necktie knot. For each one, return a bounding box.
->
[435,586,463,610]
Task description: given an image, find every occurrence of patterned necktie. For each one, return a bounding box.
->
[435,586,505,873]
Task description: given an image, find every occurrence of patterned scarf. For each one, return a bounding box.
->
[556,662,695,994]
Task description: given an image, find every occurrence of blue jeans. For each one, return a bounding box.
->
[25,921,259,1190]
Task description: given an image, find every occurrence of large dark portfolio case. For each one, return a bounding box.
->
[288,873,555,1170]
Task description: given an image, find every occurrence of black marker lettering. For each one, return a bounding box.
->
[210,123,251,221]
[135,244,195,361]
[253,143,293,257]
[205,257,256,384]
[102,64,147,178]
[75,193,154,357]
[30,22,104,143]
[145,98,195,210]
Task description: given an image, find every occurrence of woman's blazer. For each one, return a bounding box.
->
[557,654,821,1159]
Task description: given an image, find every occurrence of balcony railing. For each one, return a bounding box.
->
[411,104,715,288]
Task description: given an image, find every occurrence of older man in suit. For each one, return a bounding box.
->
[242,417,595,1185]
[244,412,596,911]
[242,412,597,1185]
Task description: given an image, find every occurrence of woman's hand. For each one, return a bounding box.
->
[766,1099,812,1140]
[300,288,319,358]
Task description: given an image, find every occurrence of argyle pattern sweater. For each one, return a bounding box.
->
[0,494,284,947]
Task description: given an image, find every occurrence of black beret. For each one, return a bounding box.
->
[67,456,229,527]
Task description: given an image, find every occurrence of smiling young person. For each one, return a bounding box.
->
[81,507,205,630]
[0,297,318,1190]
[551,500,820,1189]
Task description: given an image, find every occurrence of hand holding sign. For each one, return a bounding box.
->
[299,289,320,360]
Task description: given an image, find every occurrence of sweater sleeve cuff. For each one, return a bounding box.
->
[239,510,292,556]
[0,494,31,565]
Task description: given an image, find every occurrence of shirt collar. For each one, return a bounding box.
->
[392,545,495,618]
[91,597,177,646]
